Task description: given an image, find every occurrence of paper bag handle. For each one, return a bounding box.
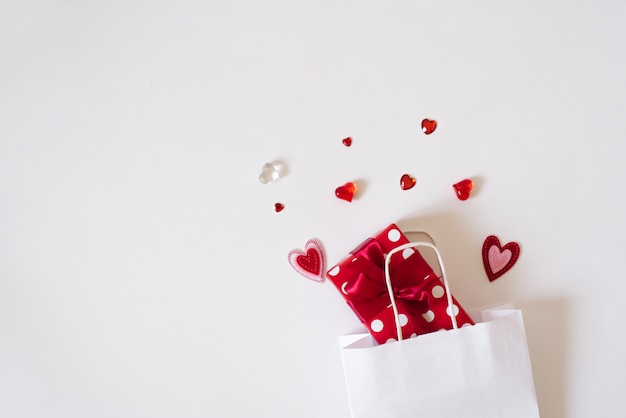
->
[384,241,458,342]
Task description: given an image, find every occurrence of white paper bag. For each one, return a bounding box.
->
[338,241,540,418]
[339,308,540,418]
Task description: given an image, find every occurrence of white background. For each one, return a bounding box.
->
[1,1,625,417]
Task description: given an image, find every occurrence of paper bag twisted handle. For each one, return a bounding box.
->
[384,242,458,342]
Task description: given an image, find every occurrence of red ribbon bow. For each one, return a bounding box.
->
[343,238,439,323]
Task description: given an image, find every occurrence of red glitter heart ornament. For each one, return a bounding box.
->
[482,235,520,282]
[288,239,326,283]
[453,179,474,200]
[274,202,284,212]
[421,119,437,135]
[400,174,416,190]
[335,182,357,202]
[342,137,352,147]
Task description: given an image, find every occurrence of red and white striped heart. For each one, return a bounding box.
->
[288,239,326,283]
[482,235,520,282]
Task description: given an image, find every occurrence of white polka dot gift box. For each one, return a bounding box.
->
[326,224,474,345]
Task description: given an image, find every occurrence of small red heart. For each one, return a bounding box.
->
[400,174,416,190]
[288,239,326,283]
[274,202,285,212]
[421,119,437,135]
[335,182,357,202]
[342,137,352,147]
[453,179,473,201]
[482,235,520,281]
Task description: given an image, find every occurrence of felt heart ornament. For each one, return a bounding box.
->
[288,238,326,283]
[482,235,520,282]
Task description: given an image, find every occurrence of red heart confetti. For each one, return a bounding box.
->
[453,179,473,200]
[400,174,416,190]
[335,182,357,202]
[342,137,352,147]
[288,238,326,283]
[421,119,437,135]
[482,235,520,281]
[274,202,285,212]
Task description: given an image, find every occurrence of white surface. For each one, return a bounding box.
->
[1,1,625,417]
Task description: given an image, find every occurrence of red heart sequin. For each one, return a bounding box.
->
[421,119,437,135]
[453,179,473,201]
[400,174,416,190]
[482,235,520,281]
[274,202,285,212]
[335,182,357,202]
[342,137,352,147]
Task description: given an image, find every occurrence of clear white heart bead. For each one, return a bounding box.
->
[259,162,284,184]
[259,162,281,184]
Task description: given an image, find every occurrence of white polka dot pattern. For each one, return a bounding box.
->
[387,229,401,242]
[328,265,340,276]
[446,304,460,317]
[341,282,349,295]
[422,310,435,322]
[402,248,415,259]
[399,313,408,327]
[371,319,384,332]
[431,285,444,298]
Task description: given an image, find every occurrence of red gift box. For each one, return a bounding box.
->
[326,224,474,344]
